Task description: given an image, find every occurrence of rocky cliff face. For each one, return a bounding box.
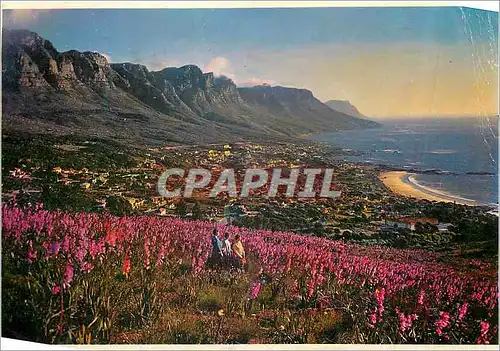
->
[150,66,243,115]
[2,30,128,93]
[111,62,187,116]
[58,50,119,89]
[2,30,56,89]
[2,29,379,145]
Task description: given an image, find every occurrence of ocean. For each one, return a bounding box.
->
[309,118,498,205]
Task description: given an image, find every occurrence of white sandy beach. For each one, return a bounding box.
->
[378,171,483,206]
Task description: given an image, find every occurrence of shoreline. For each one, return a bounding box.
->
[378,171,491,207]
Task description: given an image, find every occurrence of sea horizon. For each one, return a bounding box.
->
[309,118,498,205]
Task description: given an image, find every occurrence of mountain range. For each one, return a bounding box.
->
[2,29,379,147]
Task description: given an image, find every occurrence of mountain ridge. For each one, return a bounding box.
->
[2,29,380,146]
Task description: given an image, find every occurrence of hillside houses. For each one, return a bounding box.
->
[381,217,439,232]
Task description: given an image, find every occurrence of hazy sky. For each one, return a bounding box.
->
[3,7,499,118]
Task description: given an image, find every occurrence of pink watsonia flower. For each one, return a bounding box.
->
[74,245,86,264]
[156,247,166,267]
[196,256,204,274]
[89,241,100,260]
[191,254,196,270]
[457,302,468,321]
[62,235,70,253]
[63,263,74,288]
[307,278,315,299]
[249,281,262,300]
[285,257,292,273]
[81,261,93,274]
[122,253,131,275]
[105,228,117,248]
[368,312,377,327]
[51,285,61,295]
[27,249,37,263]
[395,307,418,333]
[144,236,151,269]
[50,241,61,257]
[435,311,451,336]
[190,254,203,275]
[417,289,425,306]
[374,287,386,321]
[476,321,491,344]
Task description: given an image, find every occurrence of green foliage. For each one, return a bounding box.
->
[106,196,134,217]
[40,183,96,212]
[198,287,224,313]
[192,202,202,220]
[175,201,188,218]
[2,133,137,172]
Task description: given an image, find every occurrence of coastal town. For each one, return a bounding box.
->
[3,134,497,257]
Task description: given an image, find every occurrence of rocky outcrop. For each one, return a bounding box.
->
[111,62,182,115]
[213,76,242,104]
[325,99,365,118]
[2,30,127,93]
[57,50,116,89]
[153,66,212,114]
[2,30,56,89]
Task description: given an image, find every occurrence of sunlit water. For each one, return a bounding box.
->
[309,118,498,205]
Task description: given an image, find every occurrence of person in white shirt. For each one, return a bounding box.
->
[222,232,232,255]
[222,232,233,269]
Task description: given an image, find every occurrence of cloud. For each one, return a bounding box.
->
[238,77,275,87]
[99,53,112,63]
[134,54,277,88]
[204,56,234,78]
[144,59,182,71]
[204,56,275,87]
[4,9,51,27]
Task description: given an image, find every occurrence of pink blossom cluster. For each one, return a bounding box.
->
[249,281,262,300]
[395,307,418,333]
[2,204,498,344]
